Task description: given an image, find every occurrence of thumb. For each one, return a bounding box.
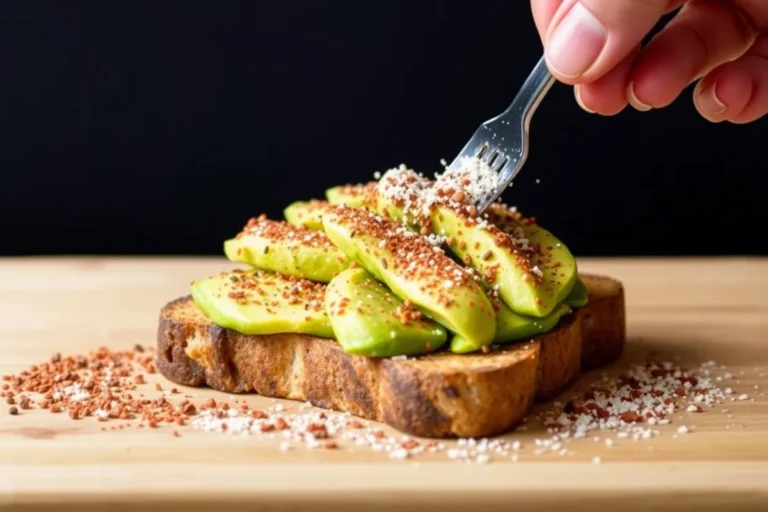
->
[543,0,669,83]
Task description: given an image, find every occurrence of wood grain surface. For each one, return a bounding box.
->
[1,257,767,512]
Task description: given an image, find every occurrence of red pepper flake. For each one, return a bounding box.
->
[306,422,329,439]
[401,439,419,450]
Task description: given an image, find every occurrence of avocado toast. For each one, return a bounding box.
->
[157,164,625,438]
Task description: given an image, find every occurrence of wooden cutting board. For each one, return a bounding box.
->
[1,257,767,512]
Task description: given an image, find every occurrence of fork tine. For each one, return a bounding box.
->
[447,55,555,212]
[478,157,524,211]
[485,148,501,167]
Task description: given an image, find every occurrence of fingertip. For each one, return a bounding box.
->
[574,86,596,114]
[693,81,728,123]
[694,67,753,123]
[577,83,627,116]
[569,48,637,116]
[626,82,652,112]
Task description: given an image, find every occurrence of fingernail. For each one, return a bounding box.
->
[627,82,652,112]
[574,86,595,114]
[545,3,607,79]
[698,82,727,116]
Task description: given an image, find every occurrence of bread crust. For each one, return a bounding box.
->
[156,273,624,438]
[158,296,578,438]
[578,273,626,370]
[533,312,582,402]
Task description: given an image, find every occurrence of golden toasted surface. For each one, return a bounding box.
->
[156,273,625,438]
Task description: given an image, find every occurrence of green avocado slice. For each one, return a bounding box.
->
[431,205,577,318]
[374,168,432,229]
[322,205,496,351]
[450,302,571,353]
[284,199,329,231]
[224,216,350,283]
[326,268,447,357]
[325,182,378,209]
[191,269,333,337]
[563,277,588,307]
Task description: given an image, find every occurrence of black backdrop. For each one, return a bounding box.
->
[1,1,766,257]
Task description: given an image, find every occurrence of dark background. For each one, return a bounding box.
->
[1,1,765,257]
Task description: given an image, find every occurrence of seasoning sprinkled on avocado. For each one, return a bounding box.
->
[323,204,496,350]
[284,199,330,231]
[325,182,378,209]
[326,267,447,357]
[192,269,333,337]
[190,159,586,358]
[224,215,350,283]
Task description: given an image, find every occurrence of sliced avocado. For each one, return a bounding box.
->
[374,168,431,229]
[224,216,350,283]
[450,302,571,353]
[284,199,329,231]
[564,277,588,307]
[431,205,577,318]
[322,205,496,351]
[326,268,447,357]
[325,182,378,209]
[191,269,333,337]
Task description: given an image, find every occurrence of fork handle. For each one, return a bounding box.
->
[504,55,556,129]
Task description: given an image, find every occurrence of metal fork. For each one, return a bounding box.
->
[446,55,556,212]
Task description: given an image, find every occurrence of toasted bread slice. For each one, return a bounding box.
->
[533,311,582,402]
[578,273,626,370]
[157,296,585,438]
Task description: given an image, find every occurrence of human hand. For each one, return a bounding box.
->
[531,0,768,123]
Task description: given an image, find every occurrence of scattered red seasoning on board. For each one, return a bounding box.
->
[0,346,201,432]
[401,439,420,450]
